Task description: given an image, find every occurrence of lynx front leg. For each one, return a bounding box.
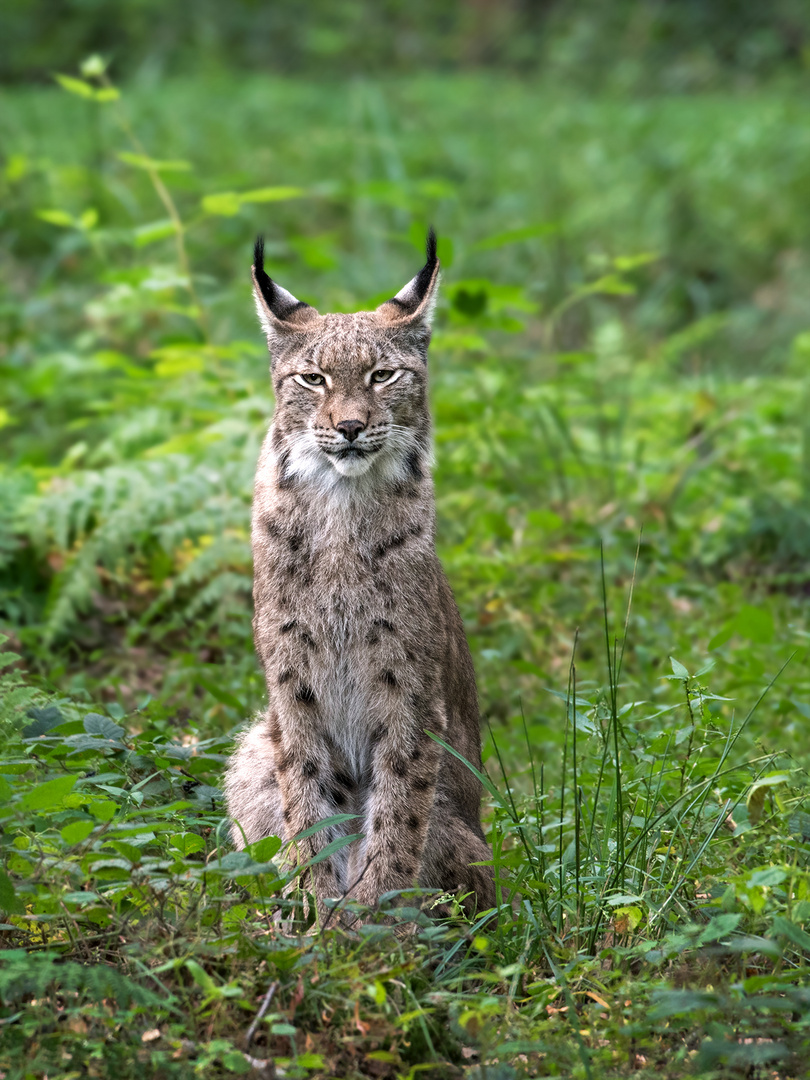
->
[260,702,346,913]
[354,693,446,908]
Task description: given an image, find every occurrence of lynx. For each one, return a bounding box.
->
[224,230,495,920]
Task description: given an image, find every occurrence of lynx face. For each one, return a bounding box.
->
[252,234,438,491]
[272,314,429,481]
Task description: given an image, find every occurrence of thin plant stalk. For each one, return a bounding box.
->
[572,658,581,934]
[600,545,625,885]
[99,70,209,340]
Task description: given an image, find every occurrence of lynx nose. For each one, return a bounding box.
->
[335,419,366,443]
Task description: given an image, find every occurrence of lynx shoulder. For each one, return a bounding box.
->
[224,230,495,918]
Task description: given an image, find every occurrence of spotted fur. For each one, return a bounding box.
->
[224,231,495,919]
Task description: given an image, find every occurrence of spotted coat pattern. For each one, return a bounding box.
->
[224,234,495,919]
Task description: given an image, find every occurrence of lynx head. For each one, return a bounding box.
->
[252,230,439,491]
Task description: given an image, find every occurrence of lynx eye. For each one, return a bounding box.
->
[370,369,395,384]
[298,372,326,387]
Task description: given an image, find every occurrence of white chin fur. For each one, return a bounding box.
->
[330,454,375,477]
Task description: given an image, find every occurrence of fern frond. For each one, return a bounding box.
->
[0,949,166,1008]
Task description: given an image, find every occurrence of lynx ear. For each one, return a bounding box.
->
[252,236,319,351]
[376,228,440,338]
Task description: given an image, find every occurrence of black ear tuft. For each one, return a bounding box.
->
[252,234,313,321]
[385,227,439,315]
[426,225,437,265]
[253,234,276,313]
[410,226,438,309]
[254,235,266,276]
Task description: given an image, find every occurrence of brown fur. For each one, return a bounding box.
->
[224,233,495,919]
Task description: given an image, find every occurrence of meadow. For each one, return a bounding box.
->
[1,63,810,1078]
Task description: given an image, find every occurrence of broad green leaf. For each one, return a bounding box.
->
[118,151,191,172]
[239,185,304,203]
[748,866,787,887]
[211,851,281,880]
[0,776,12,802]
[613,252,659,270]
[54,74,96,99]
[89,858,134,873]
[185,959,217,994]
[453,287,487,317]
[725,935,782,958]
[63,890,101,905]
[61,820,95,845]
[84,713,125,740]
[89,799,117,821]
[648,990,719,1020]
[669,656,690,679]
[201,192,243,216]
[772,916,810,955]
[170,832,205,856]
[36,209,75,228]
[19,774,77,811]
[297,1053,326,1068]
[109,840,142,863]
[221,1052,251,1074]
[134,220,178,247]
[585,273,635,296]
[696,913,742,945]
[613,905,643,931]
[64,733,122,754]
[747,774,790,824]
[63,793,91,809]
[190,784,223,806]
[248,835,282,862]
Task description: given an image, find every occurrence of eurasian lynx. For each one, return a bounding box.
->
[224,230,495,919]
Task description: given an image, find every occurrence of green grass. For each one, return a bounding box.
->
[1,64,810,1078]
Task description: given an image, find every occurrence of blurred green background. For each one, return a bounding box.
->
[1,0,809,755]
[3,0,810,84]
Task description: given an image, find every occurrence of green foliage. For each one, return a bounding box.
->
[2,636,810,1076]
[2,0,810,85]
[1,56,810,1080]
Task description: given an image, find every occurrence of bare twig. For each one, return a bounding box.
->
[245,980,278,1050]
